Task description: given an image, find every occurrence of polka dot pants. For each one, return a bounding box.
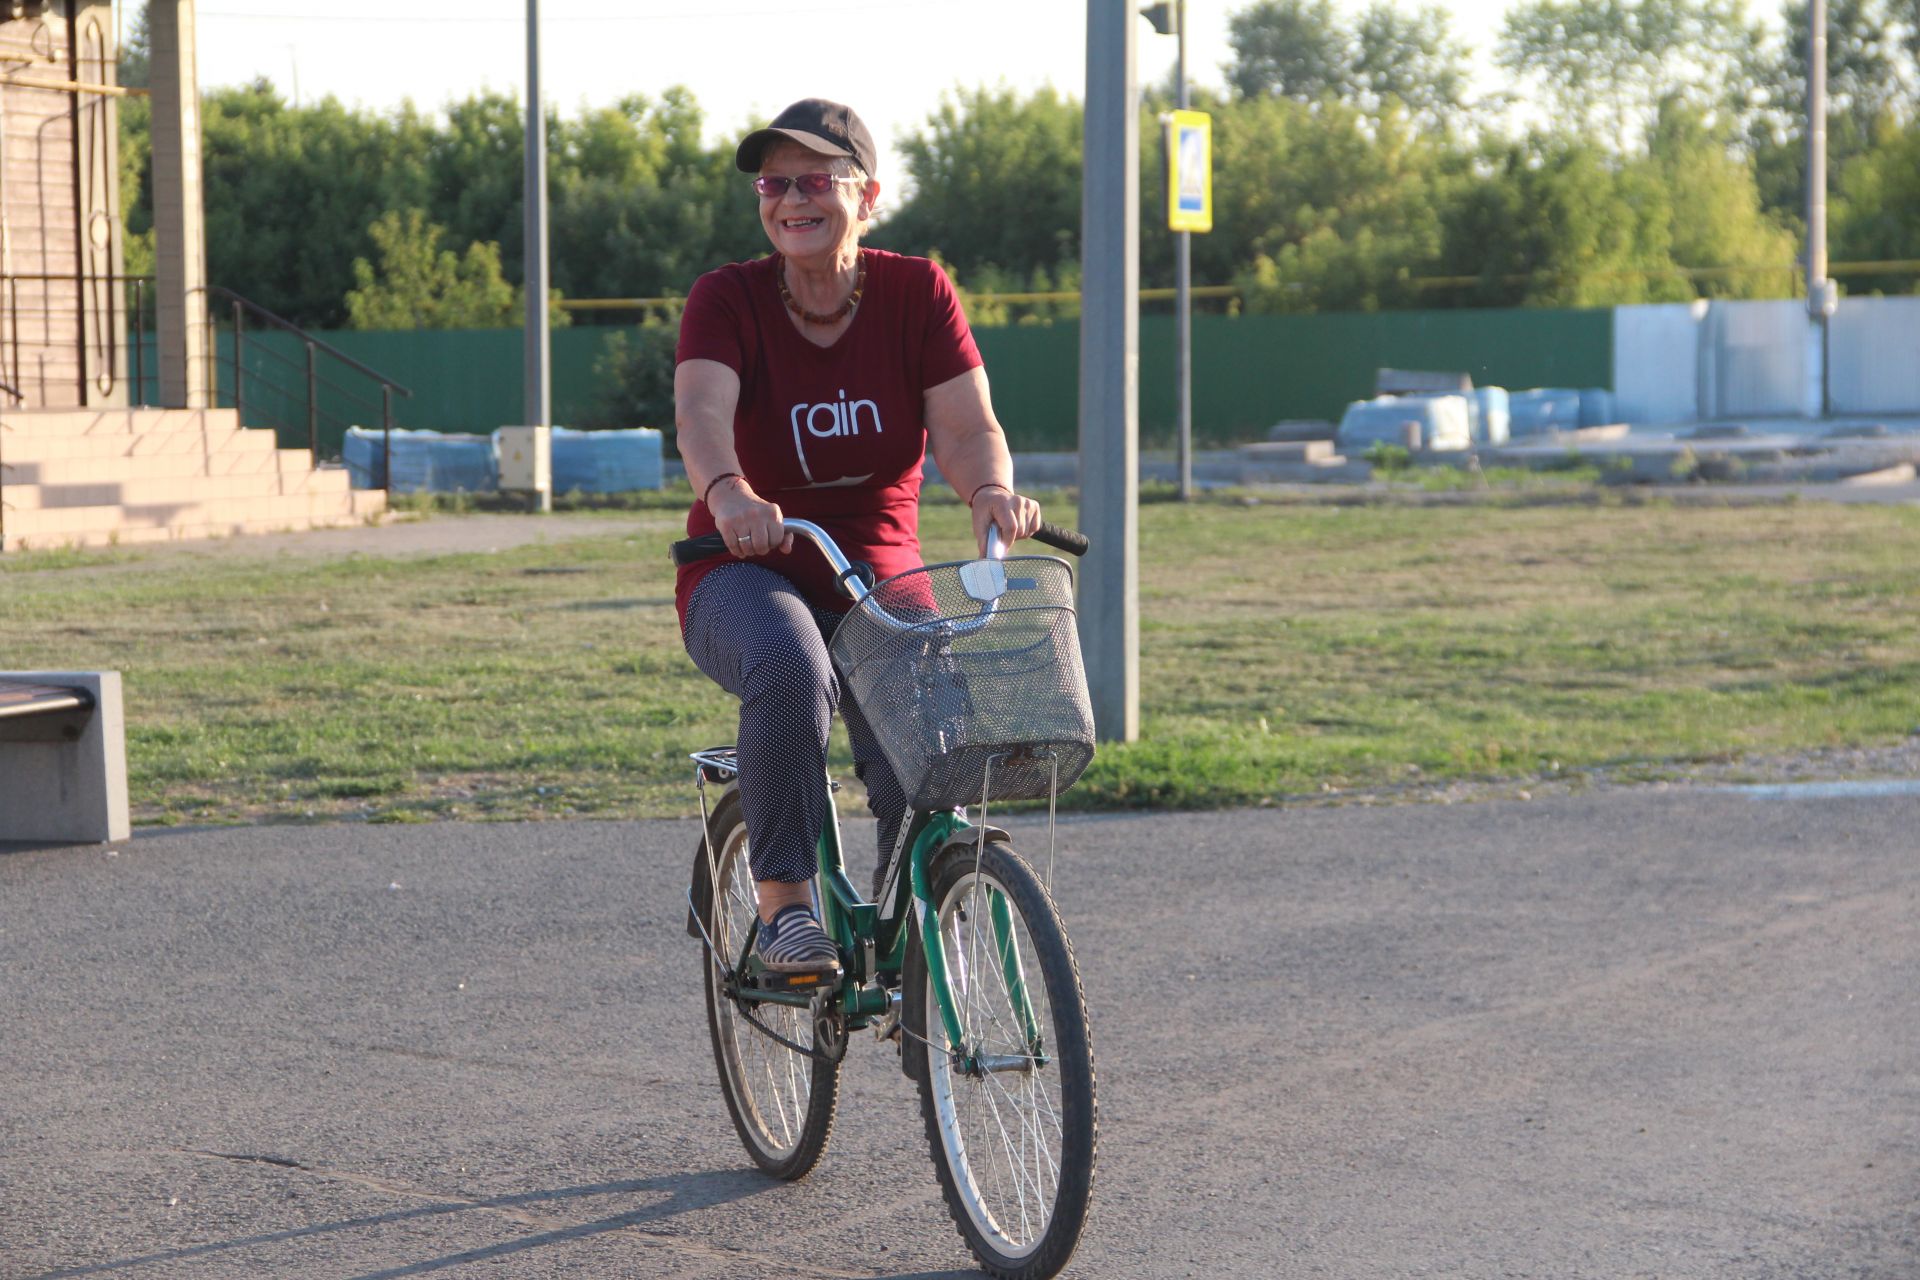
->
[683,562,909,885]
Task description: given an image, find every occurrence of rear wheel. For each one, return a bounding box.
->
[698,788,839,1179]
[904,839,1096,1279]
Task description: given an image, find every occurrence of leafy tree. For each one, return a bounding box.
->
[1638,104,1801,297]
[1831,118,1920,291]
[117,1,154,276]
[1351,2,1473,124]
[1435,134,1691,306]
[581,320,679,432]
[197,82,437,326]
[1745,0,1920,223]
[344,209,519,329]
[423,91,528,285]
[118,0,149,90]
[1228,98,1456,311]
[1753,0,1920,221]
[548,89,764,302]
[871,87,1082,279]
[1224,0,1474,125]
[1775,0,1918,140]
[1496,0,1768,142]
[1225,0,1349,101]
[117,87,154,279]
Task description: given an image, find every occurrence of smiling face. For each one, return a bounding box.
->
[757,141,878,268]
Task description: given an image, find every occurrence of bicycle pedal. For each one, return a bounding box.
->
[748,967,839,992]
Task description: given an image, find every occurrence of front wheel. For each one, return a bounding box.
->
[698,787,840,1180]
[904,839,1097,1280]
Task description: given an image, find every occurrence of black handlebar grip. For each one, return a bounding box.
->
[669,532,731,566]
[1032,522,1090,557]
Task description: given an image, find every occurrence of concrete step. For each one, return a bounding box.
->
[0,424,284,464]
[4,440,299,487]
[2,489,368,551]
[1239,440,1343,464]
[0,407,241,439]
[4,468,352,512]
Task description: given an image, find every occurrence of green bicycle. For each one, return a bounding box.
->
[675,518,1098,1280]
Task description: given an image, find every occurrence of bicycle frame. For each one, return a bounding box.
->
[692,758,1042,1068]
[687,518,1062,1069]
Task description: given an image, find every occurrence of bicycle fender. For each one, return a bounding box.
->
[687,836,714,939]
[939,826,1010,856]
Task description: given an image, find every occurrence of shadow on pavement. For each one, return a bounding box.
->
[26,1170,778,1280]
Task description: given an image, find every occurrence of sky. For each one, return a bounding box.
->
[173,0,1523,164]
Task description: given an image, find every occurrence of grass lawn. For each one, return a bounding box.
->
[2,489,1917,825]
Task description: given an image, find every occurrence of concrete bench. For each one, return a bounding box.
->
[0,671,129,843]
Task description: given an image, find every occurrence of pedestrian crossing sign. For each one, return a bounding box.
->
[1166,110,1212,233]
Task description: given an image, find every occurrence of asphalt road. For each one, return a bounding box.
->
[3,789,1916,1279]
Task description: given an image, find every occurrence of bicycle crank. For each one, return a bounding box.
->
[812,993,849,1064]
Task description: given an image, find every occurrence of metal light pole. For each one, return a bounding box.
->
[1173,1,1193,500]
[1145,1,1192,499]
[1080,1,1141,743]
[1804,0,1834,417]
[524,0,550,432]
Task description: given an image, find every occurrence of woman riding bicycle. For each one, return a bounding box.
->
[675,98,1043,977]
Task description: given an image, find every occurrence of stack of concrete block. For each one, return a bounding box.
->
[0,407,384,552]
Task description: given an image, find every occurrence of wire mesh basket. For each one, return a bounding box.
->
[829,556,1096,811]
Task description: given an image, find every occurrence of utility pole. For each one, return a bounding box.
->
[524,0,550,433]
[1173,0,1193,500]
[1080,1,1141,743]
[1804,0,1835,418]
[1145,0,1194,497]
[506,0,554,512]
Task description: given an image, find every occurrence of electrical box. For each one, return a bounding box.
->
[497,426,552,512]
[1808,278,1840,319]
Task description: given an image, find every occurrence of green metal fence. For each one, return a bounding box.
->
[199,307,1612,457]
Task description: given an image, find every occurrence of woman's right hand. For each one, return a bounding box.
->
[706,476,793,556]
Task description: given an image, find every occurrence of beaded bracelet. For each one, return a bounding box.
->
[968,482,1012,507]
[702,472,743,506]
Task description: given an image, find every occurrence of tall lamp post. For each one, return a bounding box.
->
[1144,0,1192,499]
[506,0,554,512]
[1804,0,1836,417]
[1080,0,1141,744]
[524,0,550,434]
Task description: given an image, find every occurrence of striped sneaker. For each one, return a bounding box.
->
[756,905,842,975]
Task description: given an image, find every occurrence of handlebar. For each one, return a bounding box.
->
[669,518,1090,583]
[671,516,1090,636]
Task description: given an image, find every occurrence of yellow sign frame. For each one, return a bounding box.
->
[1166,109,1212,234]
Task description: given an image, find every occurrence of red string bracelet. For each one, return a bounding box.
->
[703,472,743,506]
[968,482,1012,507]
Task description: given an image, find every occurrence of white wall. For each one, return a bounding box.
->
[1600,297,1920,426]
[1704,300,1810,419]
[1613,302,1706,425]
[1830,296,1920,416]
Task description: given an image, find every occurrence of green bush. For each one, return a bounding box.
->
[1363,441,1412,474]
[581,322,679,446]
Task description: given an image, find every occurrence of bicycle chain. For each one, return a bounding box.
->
[732,990,845,1065]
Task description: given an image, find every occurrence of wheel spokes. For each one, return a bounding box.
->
[717,831,813,1156]
[937,874,1064,1251]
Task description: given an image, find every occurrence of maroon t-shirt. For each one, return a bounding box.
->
[673,249,983,627]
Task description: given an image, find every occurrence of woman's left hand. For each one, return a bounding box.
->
[970,485,1042,556]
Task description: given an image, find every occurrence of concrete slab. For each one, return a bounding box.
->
[0,670,129,843]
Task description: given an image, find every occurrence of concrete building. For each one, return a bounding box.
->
[0,0,125,409]
[0,0,381,551]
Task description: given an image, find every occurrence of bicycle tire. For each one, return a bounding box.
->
[697,788,840,1180]
[904,839,1097,1280]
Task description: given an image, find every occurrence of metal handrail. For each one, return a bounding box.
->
[201,285,414,397]
[0,273,413,536]
[187,285,412,480]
